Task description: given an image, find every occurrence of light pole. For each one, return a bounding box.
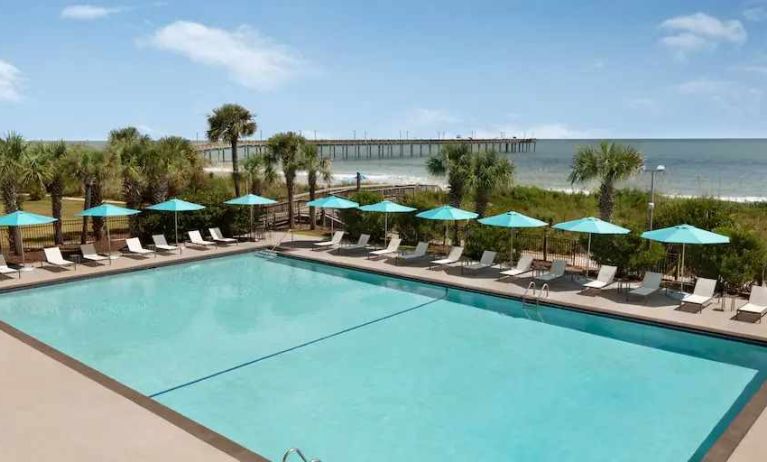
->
[647,164,666,230]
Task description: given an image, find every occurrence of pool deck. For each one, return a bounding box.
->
[1,232,766,461]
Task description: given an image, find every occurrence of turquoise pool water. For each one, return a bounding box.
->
[0,254,765,461]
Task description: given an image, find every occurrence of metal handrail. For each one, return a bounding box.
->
[282,447,321,462]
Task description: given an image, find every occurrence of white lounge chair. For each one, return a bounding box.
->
[43,247,76,270]
[681,277,717,313]
[582,265,617,292]
[368,238,401,259]
[313,231,345,250]
[0,255,20,278]
[341,234,370,253]
[126,238,156,257]
[499,255,534,279]
[188,230,216,248]
[152,234,179,253]
[209,227,238,245]
[80,243,109,264]
[462,250,497,274]
[397,242,429,265]
[535,260,566,283]
[628,272,662,302]
[737,285,767,322]
[430,246,463,269]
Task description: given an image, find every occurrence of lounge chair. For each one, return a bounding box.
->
[0,255,20,278]
[125,238,156,257]
[338,234,370,254]
[188,230,216,248]
[737,285,767,322]
[313,231,345,250]
[368,238,401,259]
[582,265,617,292]
[680,277,717,313]
[534,260,566,283]
[462,250,498,274]
[209,227,238,245]
[152,234,179,253]
[80,243,109,264]
[396,242,429,265]
[43,247,76,270]
[499,255,534,279]
[627,272,662,302]
[430,246,463,269]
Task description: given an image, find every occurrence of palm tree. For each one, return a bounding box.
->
[28,141,69,244]
[149,136,205,203]
[66,145,111,244]
[242,154,276,195]
[108,127,151,234]
[568,141,645,220]
[426,143,473,208]
[470,150,514,217]
[0,133,40,254]
[266,132,305,228]
[206,104,256,196]
[303,144,332,230]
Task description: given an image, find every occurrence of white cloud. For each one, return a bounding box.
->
[625,97,661,113]
[143,21,302,90]
[405,108,460,127]
[660,12,746,56]
[61,5,121,20]
[0,60,23,101]
[473,122,601,139]
[743,5,767,21]
[739,64,767,74]
[676,79,763,115]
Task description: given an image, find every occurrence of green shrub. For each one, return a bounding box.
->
[686,226,767,292]
[395,191,445,245]
[339,191,384,242]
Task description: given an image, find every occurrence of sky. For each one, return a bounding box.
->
[0,0,766,140]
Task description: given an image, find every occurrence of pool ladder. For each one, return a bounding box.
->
[254,230,295,259]
[282,447,321,462]
[521,282,548,321]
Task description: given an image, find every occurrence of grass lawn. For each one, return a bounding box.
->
[2,197,126,220]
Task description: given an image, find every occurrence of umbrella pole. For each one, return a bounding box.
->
[681,243,686,292]
[174,211,180,253]
[250,205,254,242]
[444,222,448,250]
[106,219,112,264]
[586,233,592,277]
[509,229,515,267]
[384,213,388,247]
[19,228,28,272]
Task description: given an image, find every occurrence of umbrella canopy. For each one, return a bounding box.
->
[0,211,57,226]
[225,194,277,241]
[79,203,141,217]
[479,211,547,265]
[358,200,416,213]
[306,195,359,209]
[359,200,416,246]
[553,216,630,235]
[147,198,205,212]
[416,205,478,221]
[642,224,729,292]
[225,194,277,206]
[640,224,730,245]
[479,211,547,228]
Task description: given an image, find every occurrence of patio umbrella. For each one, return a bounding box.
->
[416,205,478,250]
[478,211,547,265]
[224,193,277,241]
[641,224,729,291]
[305,195,359,234]
[146,198,205,249]
[553,216,630,276]
[78,204,141,263]
[0,211,57,271]
[358,200,416,246]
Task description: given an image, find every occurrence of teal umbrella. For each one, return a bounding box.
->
[417,205,478,248]
[0,211,57,271]
[479,211,547,265]
[79,204,141,262]
[225,194,278,241]
[147,198,205,249]
[641,224,729,291]
[553,216,630,276]
[358,200,416,246]
[305,195,359,233]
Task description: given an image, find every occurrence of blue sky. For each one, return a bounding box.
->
[0,1,766,139]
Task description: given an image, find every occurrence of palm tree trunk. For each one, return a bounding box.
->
[2,185,21,256]
[81,182,92,244]
[286,176,295,229]
[231,139,241,196]
[91,182,104,240]
[598,181,615,221]
[51,180,64,245]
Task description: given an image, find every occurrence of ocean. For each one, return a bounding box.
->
[325,139,767,202]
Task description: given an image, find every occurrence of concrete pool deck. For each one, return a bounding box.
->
[0,231,766,461]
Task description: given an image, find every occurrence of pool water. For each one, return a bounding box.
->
[0,254,765,461]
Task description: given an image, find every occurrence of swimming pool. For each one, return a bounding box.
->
[0,253,765,461]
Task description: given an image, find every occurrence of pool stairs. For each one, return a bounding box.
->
[282,447,321,462]
[253,249,279,259]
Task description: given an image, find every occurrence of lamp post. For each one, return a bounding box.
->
[647,164,666,230]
